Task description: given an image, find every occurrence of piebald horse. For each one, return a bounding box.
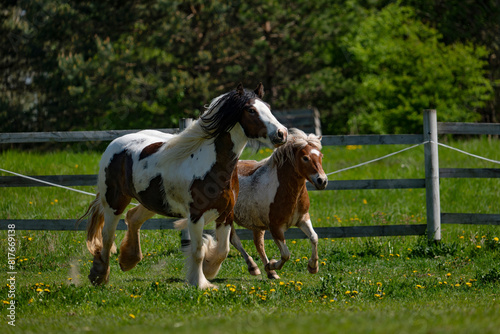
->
[230,128,327,279]
[78,83,287,289]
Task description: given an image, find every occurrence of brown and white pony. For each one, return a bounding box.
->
[77,83,287,289]
[230,128,327,279]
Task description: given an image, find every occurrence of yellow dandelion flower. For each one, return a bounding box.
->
[270,289,275,292]
[291,240,296,244]
[465,283,472,287]
[446,273,451,277]
[2,300,9,304]
[129,314,135,319]
[102,300,106,303]
[476,245,481,249]
[321,261,326,266]
[36,288,43,292]
[362,199,367,205]
[279,282,285,286]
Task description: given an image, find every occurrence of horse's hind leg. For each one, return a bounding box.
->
[89,207,120,285]
[297,216,319,274]
[253,230,280,279]
[267,225,291,274]
[119,205,155,272]
[203,219,232,279]
[230,226,261,276]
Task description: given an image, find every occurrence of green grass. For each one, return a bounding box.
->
[1,137,499,333]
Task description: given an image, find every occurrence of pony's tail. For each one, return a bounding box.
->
[173,218,188,231]
[76,193,111,256]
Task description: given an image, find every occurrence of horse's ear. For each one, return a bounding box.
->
[318,135,323,141]
[254,82,265,98]
[236,83,244,96]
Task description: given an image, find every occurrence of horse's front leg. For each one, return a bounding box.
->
[267,225,290,274]
[297,216,319,274]
[119,205,155,272]
[186,213,216,289]
[229,225,261,276]
[253,230,279,279]
[203,217,232,279]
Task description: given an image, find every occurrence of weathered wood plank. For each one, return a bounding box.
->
[441,213,500,225]
[0,128,178,144]
[438,122,500,135]
[0,174,427,190]
[439,168,500,178]
[0,175,97,187]
[307,179,426,191]
[0,219,427,239]
[0,218,178,231]
[321,134,423,146]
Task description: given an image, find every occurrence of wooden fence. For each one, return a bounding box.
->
[1,110,499,241]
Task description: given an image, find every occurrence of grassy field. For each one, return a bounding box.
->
[1,137,499,333]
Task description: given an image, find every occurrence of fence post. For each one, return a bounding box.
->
[179,118,193,247]
[423,109,441,242]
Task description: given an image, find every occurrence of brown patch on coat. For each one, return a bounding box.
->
[139,142,163,160]
[239,99,268,139]
[104,151,134,215]
[135,175,182,218]
[268,161,310,230]
[237,160,262,177]
[189,132,239,224]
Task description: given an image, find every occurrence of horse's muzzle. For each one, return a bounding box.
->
[312,175,328,190]
[271,128,288,147]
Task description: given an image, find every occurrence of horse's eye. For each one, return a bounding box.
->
[248,108,256,114]
[302,156,310,162]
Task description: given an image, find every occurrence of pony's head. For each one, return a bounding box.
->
[200,83,287,147]
[272,128,328,190]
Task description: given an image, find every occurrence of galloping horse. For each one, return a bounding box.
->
[77,83,287,289]
[230,128,327,279]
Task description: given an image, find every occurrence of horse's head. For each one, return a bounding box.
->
[200,83,287,147]
[279,129,327,190]
[296,143,328,190]
[236,83,287,147]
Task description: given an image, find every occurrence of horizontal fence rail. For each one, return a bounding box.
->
[1,116,499,238]
[0,128,178,144]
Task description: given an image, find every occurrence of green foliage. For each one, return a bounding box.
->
[0,1,496,135]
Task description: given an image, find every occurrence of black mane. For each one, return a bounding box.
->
[200,87,259,139]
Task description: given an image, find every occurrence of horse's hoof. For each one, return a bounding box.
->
[118,254,142,272]
[248,265,261,276]
[265,259,278,271]
[267,271,280,280]
[307,263,319,274]
[88,266,110,286]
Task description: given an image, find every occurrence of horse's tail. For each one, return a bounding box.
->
[173,218,188,231]
[76,193,108,256]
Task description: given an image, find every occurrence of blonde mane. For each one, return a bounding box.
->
[271,128,322,168]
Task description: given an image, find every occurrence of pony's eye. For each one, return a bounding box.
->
[248,108,256,114]
[302,156,310,162]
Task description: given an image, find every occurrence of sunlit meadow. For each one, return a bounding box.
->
[1,137,499,333]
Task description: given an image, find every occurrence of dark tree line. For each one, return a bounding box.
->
[1,0,498,135]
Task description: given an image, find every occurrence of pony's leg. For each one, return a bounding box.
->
[186,214,214,289]
[253,230,280,279]
[229,227,261,276]
[119,205,155,272]
[267,225,291,273]
[202,220,232,279]
[89,207,120,285]
[297,218,319,274]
